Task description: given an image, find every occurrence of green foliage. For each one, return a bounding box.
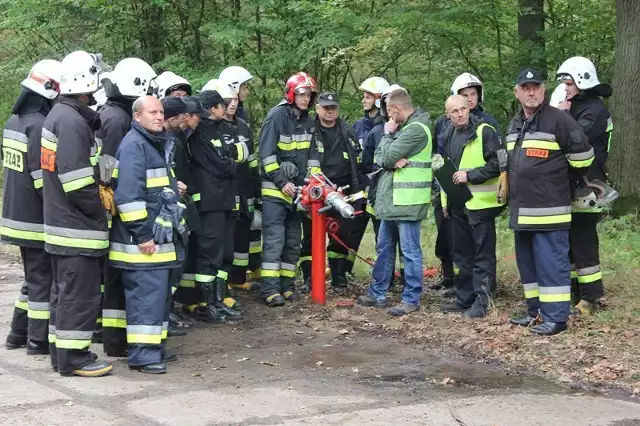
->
[0,0,616,130]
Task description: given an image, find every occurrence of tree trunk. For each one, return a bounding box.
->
[609,0,640,201]
[518,0,546,76]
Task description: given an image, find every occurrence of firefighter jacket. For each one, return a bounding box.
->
[109,121,184,270]
[189,117,242,212]
[373,109,433,222]
[440,115,503,224]
[506,102,593,231]
[361,122,385,215]
[41,96,108,257]
[567,90,612,183]
[223,117,258,217]
[353,111,382,149]
[258,103,315,206]
[0,89,53,248]
[312,118,366,209]
[167,129,193,191]
[95,98,133,158]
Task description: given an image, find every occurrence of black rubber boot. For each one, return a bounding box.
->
[214,279,243,318]
[5,332,27,350]
[264,293,285,307]
[26,339,50,355]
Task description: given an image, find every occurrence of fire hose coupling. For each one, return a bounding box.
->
[325,192,355,219]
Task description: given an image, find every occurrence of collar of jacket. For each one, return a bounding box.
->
[199,116,223,130]
[11,87,53,115]
[131,120,167,150]
[105,97,134,116]
[457,114,484,142]
[59,95,101,130]
[286,103,310,120]
[363,111,381,127]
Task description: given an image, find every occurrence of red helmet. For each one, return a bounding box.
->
[284,72,317,104]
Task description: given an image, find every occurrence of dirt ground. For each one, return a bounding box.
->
[2,253,640,425]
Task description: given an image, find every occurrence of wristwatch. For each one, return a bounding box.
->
[383,130,393,136]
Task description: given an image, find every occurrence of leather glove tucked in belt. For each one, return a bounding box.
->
[99,185,117,216]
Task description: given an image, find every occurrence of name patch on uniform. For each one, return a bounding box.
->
[2,147,23,172]
[525,148,549,159]
[40,147,56,172]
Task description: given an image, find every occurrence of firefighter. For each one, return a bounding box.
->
[172,96,209,321]
[152,72,195,331]
[186,89,244,321]
[155,71,192,99]
[556,57,613,315]
[219,67,261,280]
[41,50,112,376]
[258,72,316,306]
[439,95,504,318]
[219,66,253,123]
[353,77,390,148]
[507,68,593,335]
[212,81,260,293]
[2,59,62,354]
[99,57,157,357]
[299,92,367,295]
[109,95,185,374]
[357,87,433,316]
[432,73,501,296]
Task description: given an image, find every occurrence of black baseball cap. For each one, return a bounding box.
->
[516,68,544,86]
[317,92,339,107]
[162,96,195,119]
[183,96,210,118]
[198,90,226,110]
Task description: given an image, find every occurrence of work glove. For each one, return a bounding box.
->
[497,172,509,205]
[280,162,299,180]
[99,184,117,216]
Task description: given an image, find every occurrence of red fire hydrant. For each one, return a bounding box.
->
[296,173,355,305]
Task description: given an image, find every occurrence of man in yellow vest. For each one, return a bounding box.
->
[439,95,504,318]
[357,86,432,316]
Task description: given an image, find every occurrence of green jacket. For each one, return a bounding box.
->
[374,109,432,221]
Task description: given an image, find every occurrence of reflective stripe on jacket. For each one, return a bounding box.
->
[506,103,593,231]
[41,96,108,256]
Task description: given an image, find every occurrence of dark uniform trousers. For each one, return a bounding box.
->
[102,267,127,355]
[9,247,53,344]
[175,237,200,308]
[122,269,171,367]
[49,255,102,374]
[433,204,455,277]
[451,208,497,309]
[195,211,235,300]
[569,213,604,303]
[260,198,302,298]
[229,216,251,285]
[248,228,262,273]
[515,230,571,323]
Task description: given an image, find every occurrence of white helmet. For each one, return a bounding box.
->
[450,72,484,103]
[359,77,390,108]
[108,57,157,98]
[218,66,253,91]
[556,56,600,90]
[59,51,105,95]
[380,84,407,118]
[21,59,63,100]
[155,71,191,99]
[549,83,567,108]
[201,79,236,99]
